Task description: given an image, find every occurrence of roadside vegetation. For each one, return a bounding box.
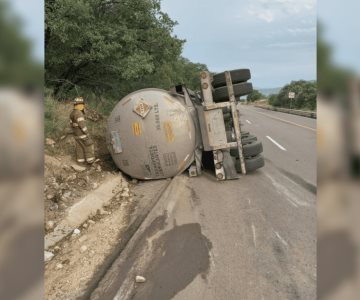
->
[247,80,317,111]
[45,0,209,140]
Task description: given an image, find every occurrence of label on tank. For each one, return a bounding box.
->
[133,100,151,118]
[148,145,164,177]
[111,131,122,154]
[163,121,175,143]
[132,122,142,136]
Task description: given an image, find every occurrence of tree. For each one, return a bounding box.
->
[317,22,352,98]
[45,0,185,98]
[276,80,317,110]
[247,89,265,102]
[0,0,42,87]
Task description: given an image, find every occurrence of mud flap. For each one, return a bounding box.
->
[222,150,240,179]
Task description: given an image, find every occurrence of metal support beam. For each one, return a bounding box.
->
[225,71,246,175]
[200,71,226,180]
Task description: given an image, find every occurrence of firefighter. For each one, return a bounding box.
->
[70,97,95,164]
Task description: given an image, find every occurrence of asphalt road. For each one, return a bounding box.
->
[91,106,317,300]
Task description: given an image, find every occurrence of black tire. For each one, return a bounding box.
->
[213,82,253,102]
[226,131,250,142]
[242,131,249,136]
[235,155,265,173]
[230,141,263,158]
[213,69,251,88]
[242,135,257,144]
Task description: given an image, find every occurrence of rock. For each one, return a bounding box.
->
[135,276,146,283]
[96,165,102,172]
[46,220,55,231]
[92,183,98,190]
[71,164,86,172]
[63,164,71,171]
[80,245,88,253]
[47,194,55,200]
[68,174,77,181]
[45,251,54,262]
[46,138,56,147]
[82,223,88,228]
[49,203,59,211]
[98,208,110,215]
[131,179,138,184]
[59,203,68,209]
[56,263,63,270]
[73,228,81,235]
[79,235,88,243]
[121,192,130,197]
[62,191,72,199]
[54,246,61,253]
[88,220,95,225]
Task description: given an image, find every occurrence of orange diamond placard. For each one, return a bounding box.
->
[133,100,151,118]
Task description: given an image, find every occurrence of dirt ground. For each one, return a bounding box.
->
[44,183,138,299]
[44,115,142,299]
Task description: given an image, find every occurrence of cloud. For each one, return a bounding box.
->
[248,8,274,22]
[287,26,316,34]
[247,0,315,23]
[265,41,314,48]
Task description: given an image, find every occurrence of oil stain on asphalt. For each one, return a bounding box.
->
[131,222,212,300]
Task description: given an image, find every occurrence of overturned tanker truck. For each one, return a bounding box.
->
[106,69,264,180]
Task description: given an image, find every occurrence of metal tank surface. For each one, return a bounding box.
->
[106,88,196,180]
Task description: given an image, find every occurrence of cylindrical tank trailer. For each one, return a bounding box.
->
[106,88,197,179]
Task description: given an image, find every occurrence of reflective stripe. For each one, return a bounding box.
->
[77,117,85,122]
[75,134,87,139]
[77,159,85,162]
[82,127,88,132]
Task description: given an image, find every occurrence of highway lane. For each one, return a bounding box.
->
[91,106,317,300]
[239,105,317,186]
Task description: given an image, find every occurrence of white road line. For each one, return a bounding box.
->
[266,136,287,151]
[246,119,252,124]
[264,172,310,208]
[275,231,289,247]
[251,224,257,248]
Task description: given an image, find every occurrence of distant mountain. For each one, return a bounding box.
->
[256,87,281,96]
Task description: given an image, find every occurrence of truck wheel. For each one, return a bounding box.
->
[235,155,265,172]
[230,141,263,157]
[242,135,257,144]
[226,131,251,142]
[213,82,253,102]
[212,69,251,88]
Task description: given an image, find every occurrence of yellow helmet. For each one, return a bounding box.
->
[73,97,84,105]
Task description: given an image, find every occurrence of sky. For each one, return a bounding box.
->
[10,0,44,62]
[318,0,360,75]
[161,0,316,88]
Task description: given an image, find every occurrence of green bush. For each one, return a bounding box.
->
[268,94,281,107]
[44,96,69,139]
[247,89,265,102]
